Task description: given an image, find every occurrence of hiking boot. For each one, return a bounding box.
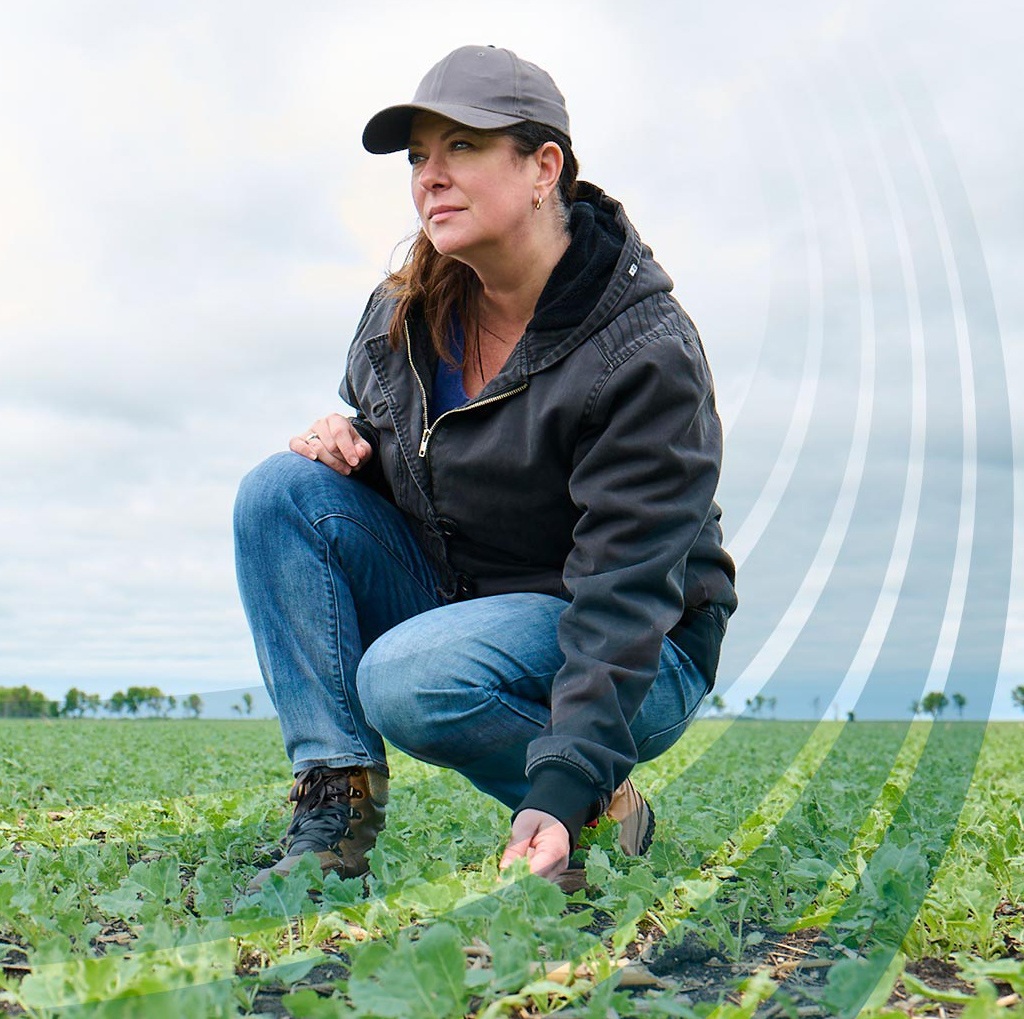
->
[606,777,656,856]
[246,765,388,893]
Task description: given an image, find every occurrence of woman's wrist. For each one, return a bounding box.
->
[512,763,601,852]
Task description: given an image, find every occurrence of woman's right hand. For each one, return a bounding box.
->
[289,413,374,476]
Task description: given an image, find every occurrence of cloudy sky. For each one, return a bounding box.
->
[1,1,1020,719]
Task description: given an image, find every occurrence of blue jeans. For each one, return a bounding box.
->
[233,452,709,811]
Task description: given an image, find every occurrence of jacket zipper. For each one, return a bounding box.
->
[404,321,528,458]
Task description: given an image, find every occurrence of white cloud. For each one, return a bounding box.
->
[0,0,1019,719]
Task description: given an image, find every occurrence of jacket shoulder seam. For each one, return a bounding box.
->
[581,321,693,425]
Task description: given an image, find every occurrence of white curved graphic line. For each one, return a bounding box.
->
[725,66,877,708]
[727,69,825,572]
[828,56,929,712]
[890,59,977,702]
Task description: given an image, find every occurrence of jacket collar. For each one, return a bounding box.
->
[359,182,673,400]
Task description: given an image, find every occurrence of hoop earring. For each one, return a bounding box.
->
[534,194,544,211]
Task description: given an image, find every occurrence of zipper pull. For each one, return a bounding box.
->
[418,428,431,457]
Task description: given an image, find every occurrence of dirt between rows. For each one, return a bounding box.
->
[631,927,1017,1019]
[241,917,1015,1019]
[3,896,1019,1018]
[618,920,1015,1019]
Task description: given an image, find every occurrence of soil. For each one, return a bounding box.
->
[561,897,1017,1019]
[0,938,29,1016]
[247,958,349,1019]
[633,922,837,1016]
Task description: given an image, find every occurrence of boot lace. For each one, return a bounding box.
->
[285,767,358,854]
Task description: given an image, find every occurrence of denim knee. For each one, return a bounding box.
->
[234,451,310,532]
[234,450,381,540]
[356,631,455,758]
[357,640,417,745]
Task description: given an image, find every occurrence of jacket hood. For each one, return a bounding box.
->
[528,194,624,338]
[519,181,675,375]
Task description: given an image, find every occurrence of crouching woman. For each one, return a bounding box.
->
[234,44,737,890]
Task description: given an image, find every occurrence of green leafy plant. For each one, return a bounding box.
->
[1,718,1020,1018]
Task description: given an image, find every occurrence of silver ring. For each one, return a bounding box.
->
[304,431,319,442]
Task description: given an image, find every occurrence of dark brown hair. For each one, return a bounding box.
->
[383,122,579,367]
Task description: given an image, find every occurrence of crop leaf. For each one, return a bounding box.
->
[954,954,1024,996]
[901,970,973,1004]
[283,986,346,1017]
[347,922,467,1019]
[821,947,904,1019]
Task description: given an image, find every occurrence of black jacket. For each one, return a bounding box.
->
[341,182,737,846]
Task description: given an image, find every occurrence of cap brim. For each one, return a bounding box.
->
[362,103,525,154]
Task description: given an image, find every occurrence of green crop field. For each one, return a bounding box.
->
[0,719,1021,1019]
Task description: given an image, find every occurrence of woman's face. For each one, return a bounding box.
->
[408,111,539,263]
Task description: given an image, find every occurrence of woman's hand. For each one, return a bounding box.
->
[290,414,374,476]
[499,809,570,881]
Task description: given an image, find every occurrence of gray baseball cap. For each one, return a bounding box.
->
[362,45,570,154]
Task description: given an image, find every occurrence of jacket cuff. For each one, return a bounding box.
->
[348,416,379,457]
[346,417,389,497]
[511,764,602,852]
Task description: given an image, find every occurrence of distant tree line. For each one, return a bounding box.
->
[701,686,1024,721]
[102,687,205,718]
[724,688,1014,721]
[909,690,984,719]
[0,686,58,718]
[0,685,207,719]
[7,683,1024,721]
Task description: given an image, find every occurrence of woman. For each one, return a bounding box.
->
[234,45,737,889]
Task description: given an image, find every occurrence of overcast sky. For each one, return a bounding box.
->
[1,1,1020,719]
